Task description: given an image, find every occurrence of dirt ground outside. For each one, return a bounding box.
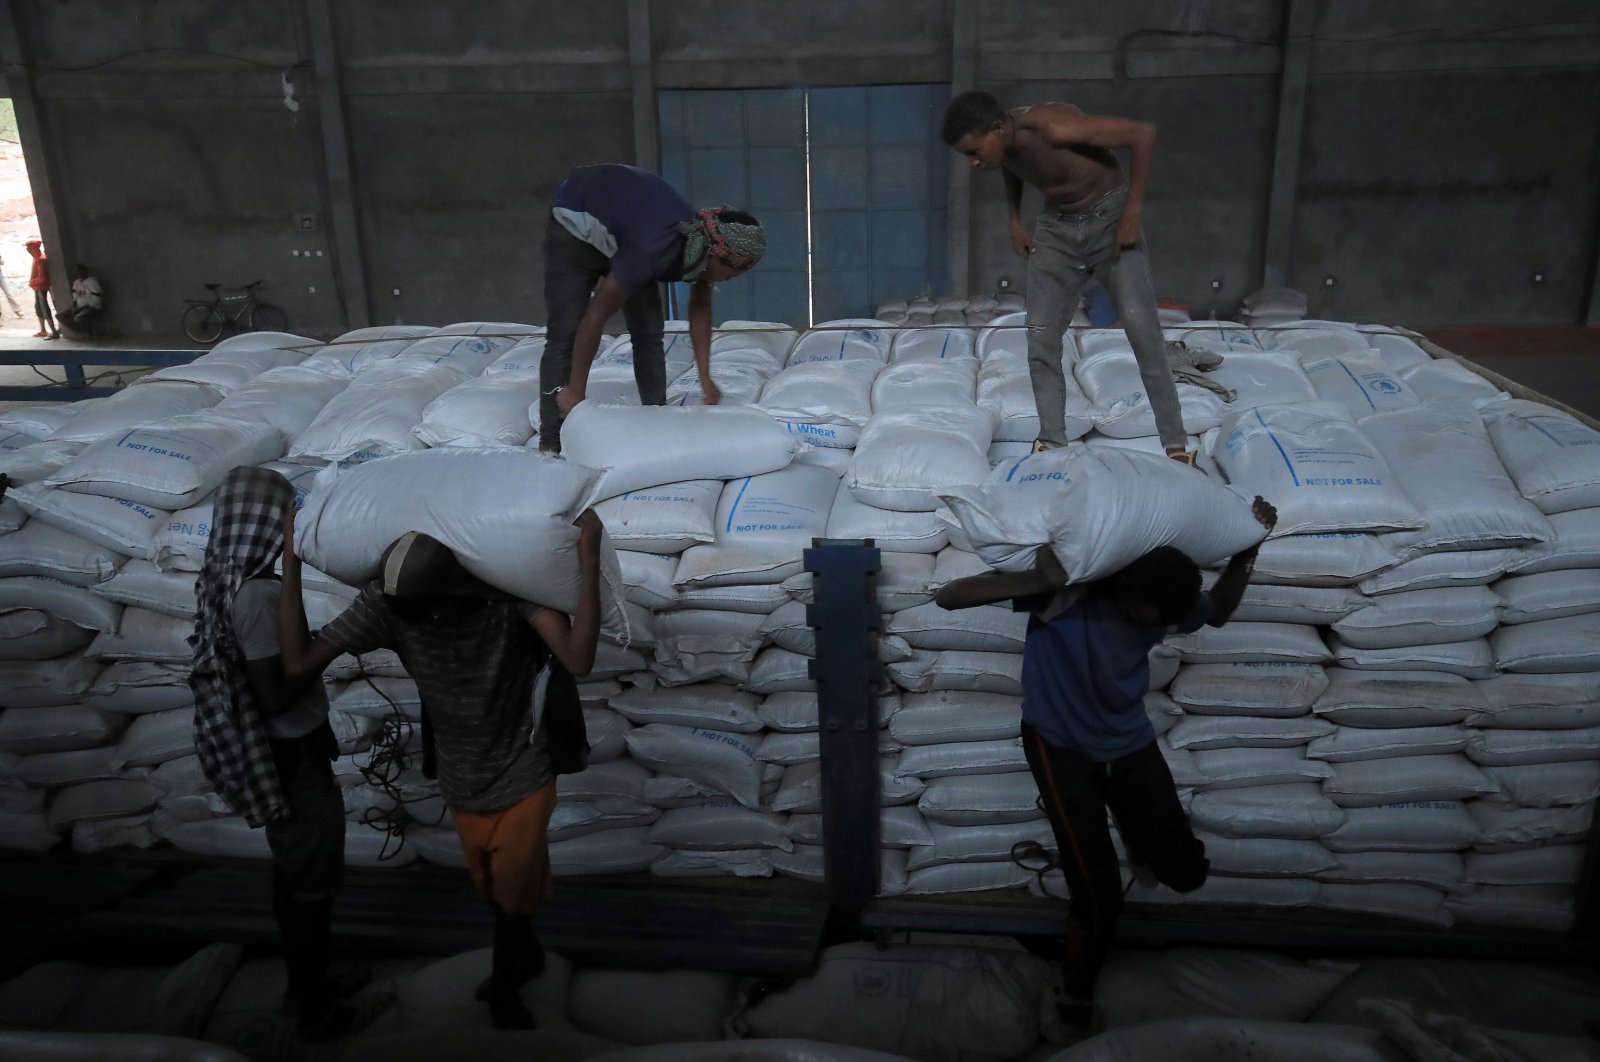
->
[0,129,45,339]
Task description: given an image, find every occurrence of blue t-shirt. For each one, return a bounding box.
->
[552,164,694,295]
[1015,588,1212,762]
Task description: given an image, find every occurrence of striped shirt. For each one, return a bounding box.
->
[320,584,552,813]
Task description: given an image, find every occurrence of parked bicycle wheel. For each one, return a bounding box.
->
[181,304,225,344]
[247,302,288,334]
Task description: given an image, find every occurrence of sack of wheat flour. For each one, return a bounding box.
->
[1358,401,1552,553]
[941,445,1264,582]
[1214,401,1423,534]
[294,448,627,638]
[561,403,799,502]
[1481,398,1600,515]
[46,411,284,510]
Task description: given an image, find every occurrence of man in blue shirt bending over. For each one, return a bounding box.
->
[934,496,1276,1027]
[539,163,767,453]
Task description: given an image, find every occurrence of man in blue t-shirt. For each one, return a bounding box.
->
[539,164,767,453]
[934,496,1276,1027]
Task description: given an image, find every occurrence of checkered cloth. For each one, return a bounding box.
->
[188,466,296,827]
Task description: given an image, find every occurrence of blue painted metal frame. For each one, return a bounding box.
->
[0,347,202,400]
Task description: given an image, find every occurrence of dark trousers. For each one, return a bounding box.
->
[264,725,344,1004]
[1022,723,1208,995]
[538,216,667,451]
[33,289,55,332]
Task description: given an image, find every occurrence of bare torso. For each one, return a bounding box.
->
[1003,104,1125,211]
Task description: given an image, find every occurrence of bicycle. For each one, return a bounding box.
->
[180,280,288,344]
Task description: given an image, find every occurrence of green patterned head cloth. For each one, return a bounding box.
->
[680,207,766,281]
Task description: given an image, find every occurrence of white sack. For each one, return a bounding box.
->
[1331,587,1501,649]
[1307,725,1469,762]
[46,412,283,509]
[1481,398,1600,514]
[595,480,721,555]
[288,360,466,463]
[623,724,763,809]
[413,371,542,448]
[1473,673,1600,729]
[1187,783,1346,839]
[89,560,195,617]
[85,608,194,664]
[609,685,762,734]
[1469,802,1593,851]
[1322,754,1496,807]
[848,406,996,513]
[823,479,947,553]
[618,550,680,609]
[786,324,892,366]
[1321,801,1480,853]
[213,364,352,441]
[48,383,222,444]
[886,650,1022,696]
[0,576,121,632]
[1400,359,1507,406]
[1359,401,1553,553]
[1213,402,1423,534]
[1358,547,1521,595]
[293,448,626,636]
[1330,636,1496,679]
[1073,346,1224,438]
[890,691,1022,746]
[1168,622,1330,664]
[783,551,935,611]
[0,655,101,708]
[1169,662,1328,716]
[1484,762,1600,807]
[0,523,121,587]
[1298,352,1419,415]
[757,360,881,447]
[917,772,1042,826]
[672,463,838,588]
[1505,507,1600,575]
[886,602,1025,653]
[561,404,798,502]
[1208,353,1319,410]
[1166,715,1334,751]
[1492,613,1600,673]
[1446,884,1575,932]
[1494,570,1600,624]
[10,482,169,559]
[1251,532,1400,587]
[0,705,120,754]
[141,339,310,393]
[872,359,977,411]
[1466,728,1600,767]
[83,662,192,715]
[941,446,1264,582]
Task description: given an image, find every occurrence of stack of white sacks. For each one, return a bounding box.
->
[0,313,1595,935]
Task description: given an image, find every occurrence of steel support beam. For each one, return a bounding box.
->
[628,0,658,169]
[945,0,976,299]
[805,539,884,933]
[1261,0,1316,290]
[303,0,370,331]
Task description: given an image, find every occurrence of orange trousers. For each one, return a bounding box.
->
[450,781,557,915]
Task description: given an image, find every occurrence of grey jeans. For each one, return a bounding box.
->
[1026,183,1187,450]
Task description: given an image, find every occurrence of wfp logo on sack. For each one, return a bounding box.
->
[1363,373,1403,395]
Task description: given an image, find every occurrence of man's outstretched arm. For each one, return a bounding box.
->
[935,547,1066,611]
[1206,497,1277,627]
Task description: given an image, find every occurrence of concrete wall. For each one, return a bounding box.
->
[3,0,1598,337]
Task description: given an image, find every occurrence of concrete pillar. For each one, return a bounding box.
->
[628,0,658,169]
[1261,0,1315,290]
[0,0,70,303]
[303,0,370,330]
[945,0,976,298]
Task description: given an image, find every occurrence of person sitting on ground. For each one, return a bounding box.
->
[539,163,766,453]
[933,496,1277,1031]
[189,467,382,1040]
[941,90,1192,462]
[55,265,103,335]
[274,513,603,1029]
[24,238,58,340]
